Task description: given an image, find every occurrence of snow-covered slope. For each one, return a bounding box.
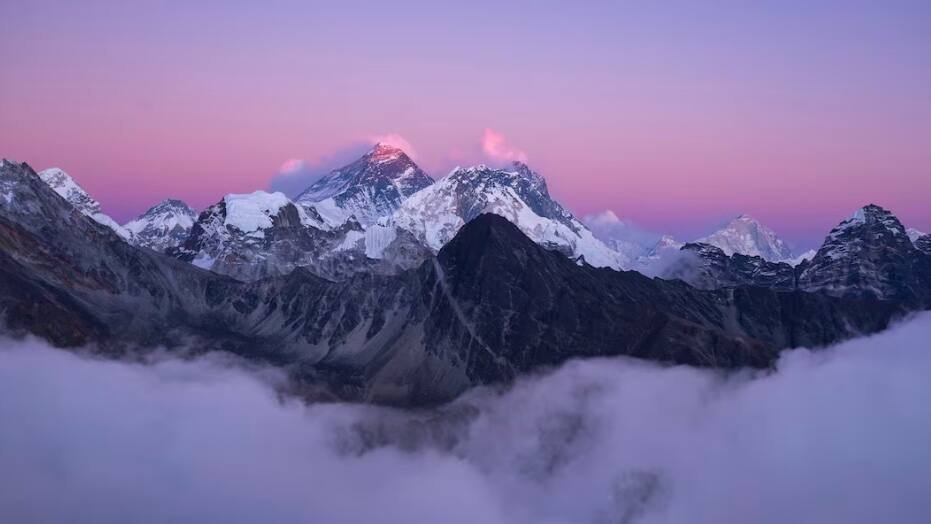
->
[907,227,926,244]
[37,167,131,240]
[296,144,433,228]
[696,214,793,262]
[124,199,197,252]
[173,190,429,281]
[391,162,629,269]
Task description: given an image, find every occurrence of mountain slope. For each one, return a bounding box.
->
[124,199,197,252]
[172,190,429,281]
[392,162,628,269]
[696,214,793,261]
[295,144,434,228]
[797,205,931,305]
[1,160,920,406]
[37,167,131,240]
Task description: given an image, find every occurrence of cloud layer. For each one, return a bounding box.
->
[2,314,931,523]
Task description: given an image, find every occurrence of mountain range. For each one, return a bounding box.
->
[2,149,929,405]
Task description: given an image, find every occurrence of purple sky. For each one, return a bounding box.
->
[1,0,929,249]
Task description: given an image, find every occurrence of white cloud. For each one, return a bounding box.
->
[2,313,931,523]
[481,128,528,164]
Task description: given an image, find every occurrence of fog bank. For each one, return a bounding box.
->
[2,314,931,523]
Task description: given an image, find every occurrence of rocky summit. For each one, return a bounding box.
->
[124,199,198,252]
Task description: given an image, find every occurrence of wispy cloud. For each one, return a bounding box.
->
[268,144,371,198]
[481,128,527,164]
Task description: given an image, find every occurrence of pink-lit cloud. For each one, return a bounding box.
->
[279,158,309,174]
[369,134,416,158]
[481,128,528,164]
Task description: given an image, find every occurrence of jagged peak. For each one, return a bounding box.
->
[696,213,792,261]
[0,159,30,177]
[144,198,195,214]
[451,161,546,185]
[438,212,548,266]
[369,142,405,155]
[366,142,413,165]
[831,204,903,237]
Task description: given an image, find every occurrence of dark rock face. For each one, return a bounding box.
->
[668,243,797,291]
[915,234,931,256]
[0,162,915,405]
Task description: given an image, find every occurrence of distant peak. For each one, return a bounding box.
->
[146,198,194,215]
[846,204,893,225]
[697,213,791,261]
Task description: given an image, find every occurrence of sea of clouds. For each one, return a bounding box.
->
[2,313,931,523]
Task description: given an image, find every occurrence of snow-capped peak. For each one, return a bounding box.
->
[829,204,905,240]
[799,204,924,301]
[124,199,197,252]
[391,162,629,269]
[295,144,433,228]
[37,167,131,240]
[696,214,793,262]
[368,143,406,164]
[809,204,912,265]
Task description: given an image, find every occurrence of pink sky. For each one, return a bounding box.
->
[1,1,929,248]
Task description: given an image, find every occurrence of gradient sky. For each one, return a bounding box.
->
[2,0,930,249]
